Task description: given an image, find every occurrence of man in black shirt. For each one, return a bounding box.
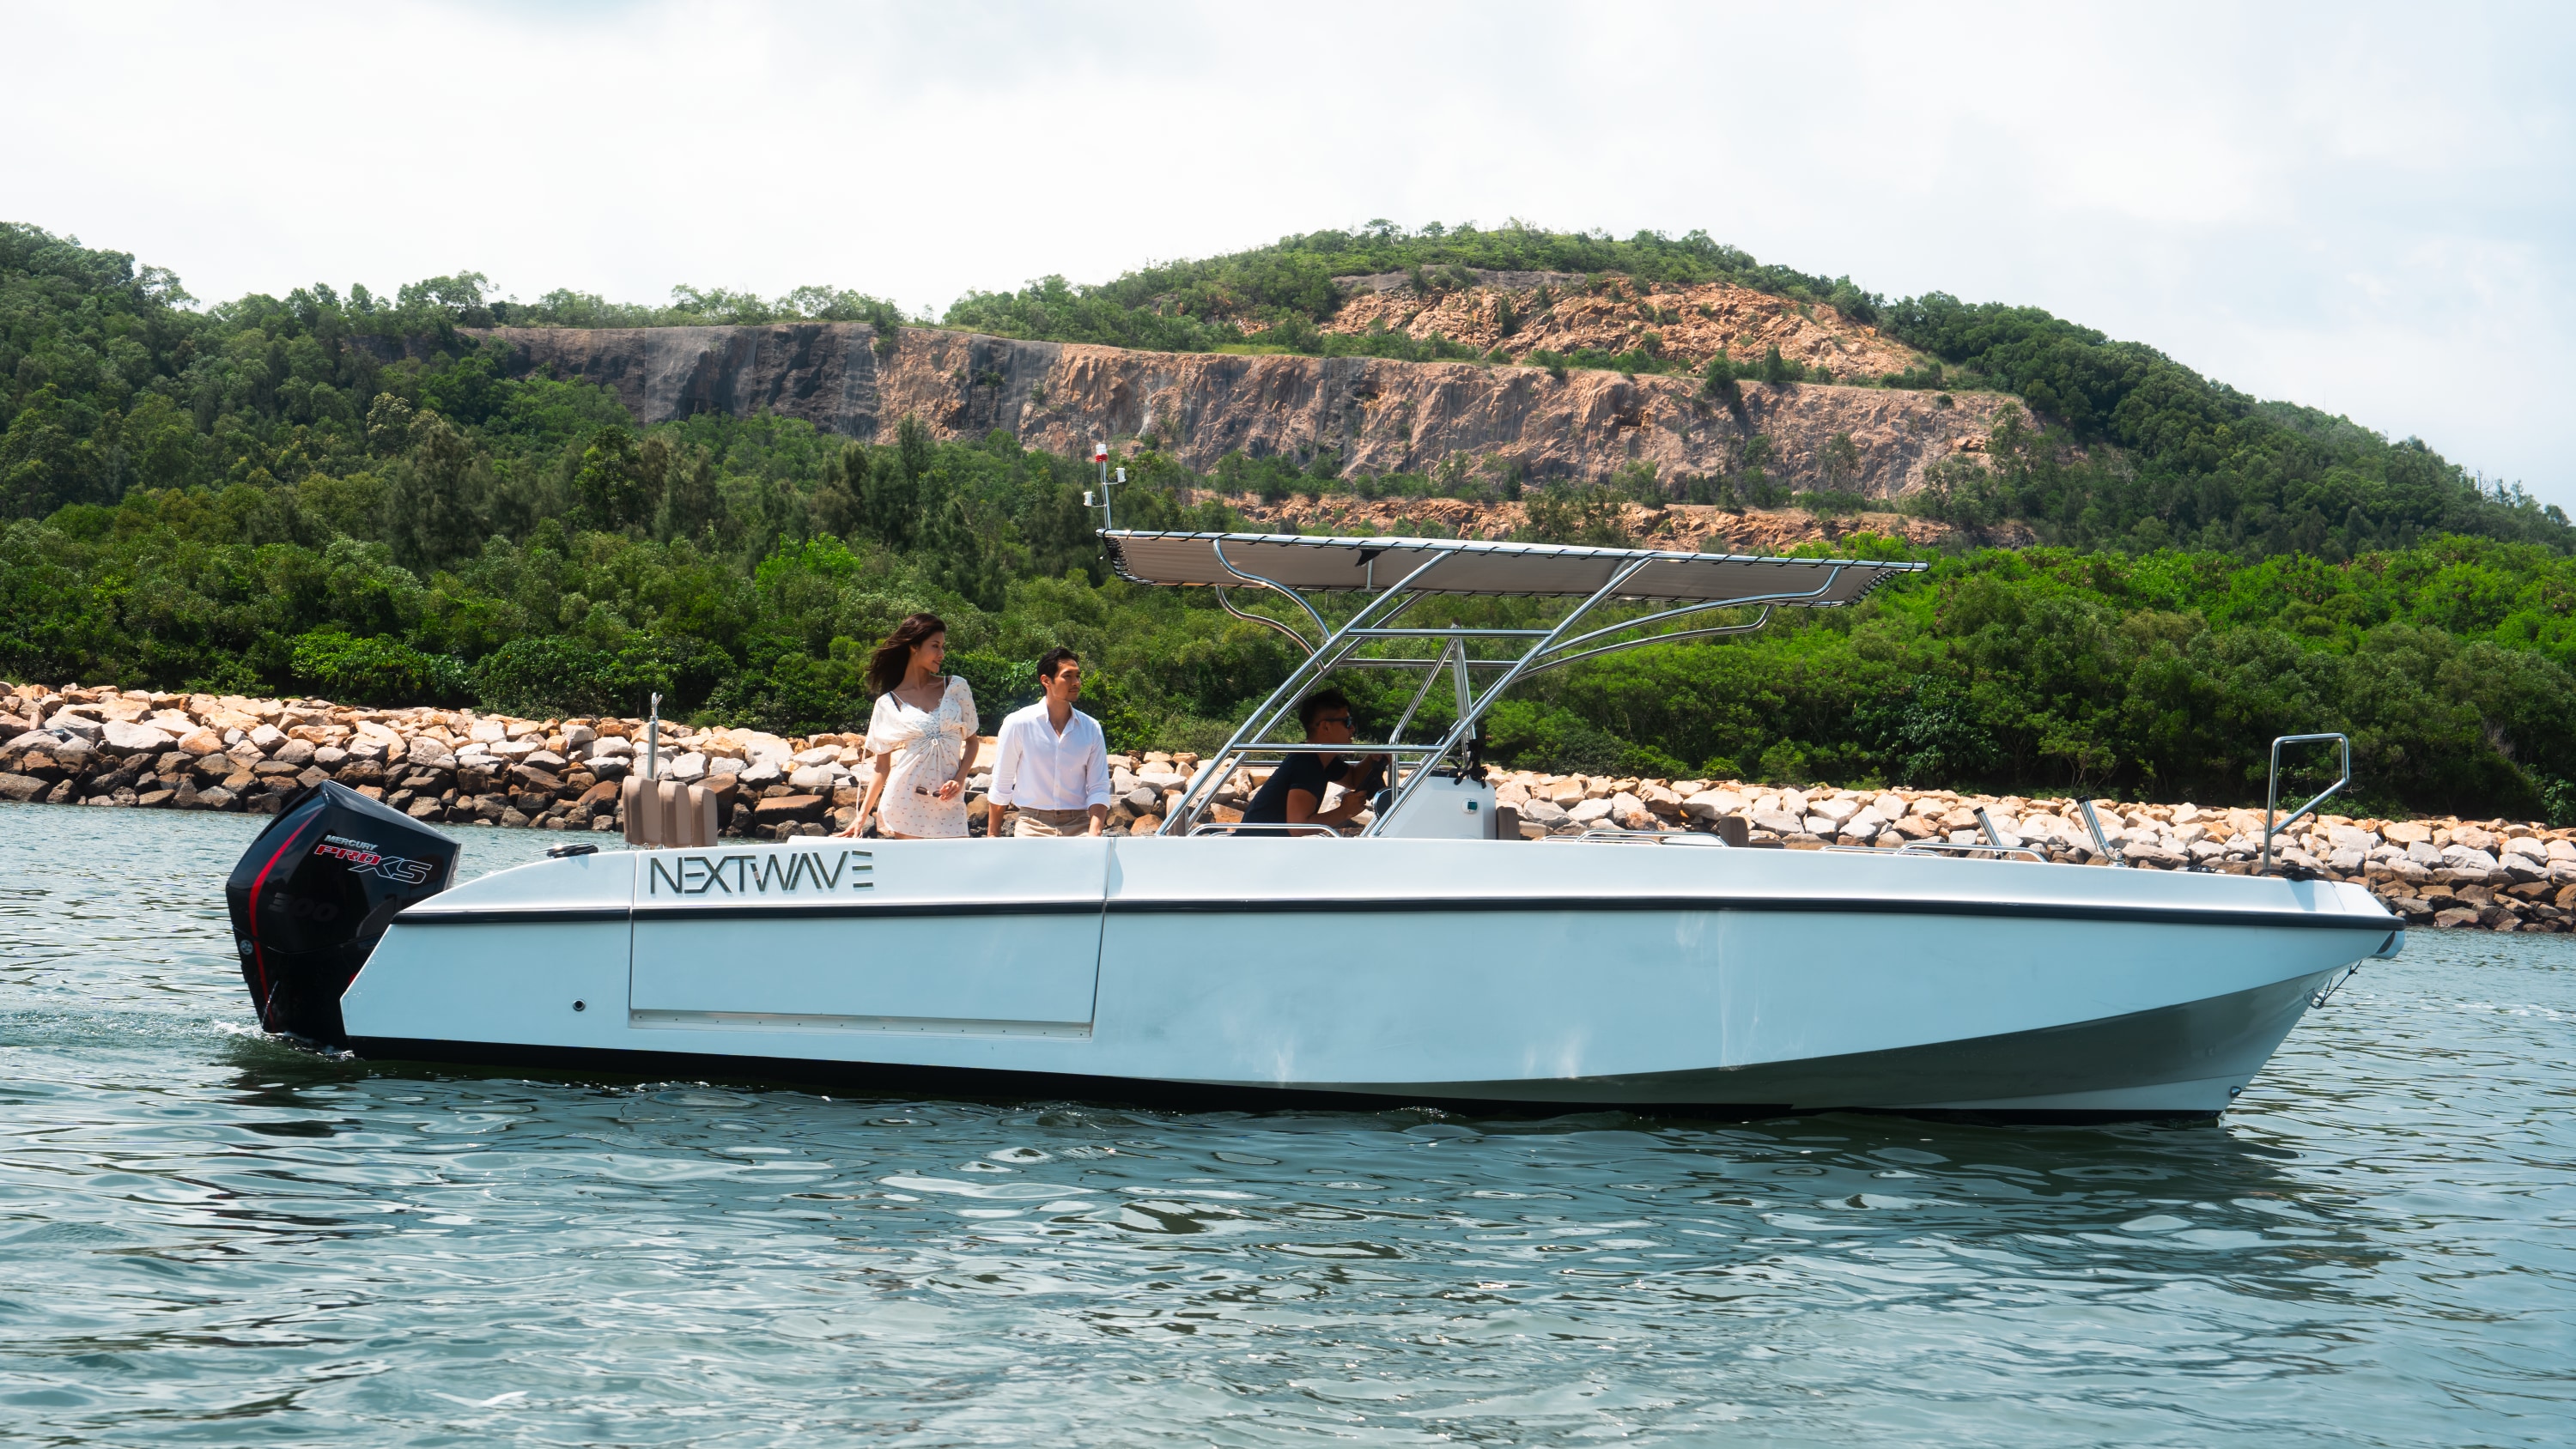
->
[1239,689,1388,832]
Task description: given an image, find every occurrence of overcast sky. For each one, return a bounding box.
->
[9,1,2569,500]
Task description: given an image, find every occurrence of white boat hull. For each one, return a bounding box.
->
[341,838,2400,1120]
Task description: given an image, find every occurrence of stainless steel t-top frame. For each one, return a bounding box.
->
[1095,531,1927,840]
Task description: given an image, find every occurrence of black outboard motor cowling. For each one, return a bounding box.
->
[224,781,459,1043]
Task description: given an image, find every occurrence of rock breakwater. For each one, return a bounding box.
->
[1,682,2539,931]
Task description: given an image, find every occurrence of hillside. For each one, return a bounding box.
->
[7,217,2562,556]
[944,222,2569,558]
[8,218,2576,819]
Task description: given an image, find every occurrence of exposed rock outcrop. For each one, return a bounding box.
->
[1317,271,1920,379]
[471,324,2011,497]
[1181,494,2011,553]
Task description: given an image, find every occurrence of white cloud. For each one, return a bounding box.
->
[3,0,2567,498]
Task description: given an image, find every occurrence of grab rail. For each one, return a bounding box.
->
[1186,822,1342,838]
[1546,828,1730,846]
[2261,733,2351,876]
[1893,840,2049,864]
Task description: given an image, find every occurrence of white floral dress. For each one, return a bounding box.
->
[866,676,978,838]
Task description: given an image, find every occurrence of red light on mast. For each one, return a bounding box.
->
[1091,441,1109,463]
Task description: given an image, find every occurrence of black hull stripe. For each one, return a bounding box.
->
[634,900,1097,922]
[395,895,2398,934]
[399,906,634,925]
[336,1036,2208,1125]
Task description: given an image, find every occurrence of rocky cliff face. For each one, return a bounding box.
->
[1184,493,2015,554]
[1315,270,1920,379]
[474,324,2011,498]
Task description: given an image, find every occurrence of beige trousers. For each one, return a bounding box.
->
[1012,807,1095,837]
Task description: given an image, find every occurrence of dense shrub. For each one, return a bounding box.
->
[476,634,733,719]
[289,629,474,706]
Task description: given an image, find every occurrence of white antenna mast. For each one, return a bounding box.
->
[1083,440,1122,531]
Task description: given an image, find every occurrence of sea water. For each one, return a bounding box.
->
[0,803,2567,1446]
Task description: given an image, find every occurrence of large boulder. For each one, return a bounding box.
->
[2441,844,2501,872]
[99,719,175,756]
[1811,795,1863,826]
[1683,789,1749,822]
[751,792,826,828]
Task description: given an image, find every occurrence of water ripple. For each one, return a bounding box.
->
[0,803,2568,1445]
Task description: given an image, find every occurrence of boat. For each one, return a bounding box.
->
[222,531,2403,1120]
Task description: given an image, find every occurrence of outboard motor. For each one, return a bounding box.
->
[223,781,459,1043]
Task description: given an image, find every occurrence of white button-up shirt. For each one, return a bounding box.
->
[988,701,1112,810]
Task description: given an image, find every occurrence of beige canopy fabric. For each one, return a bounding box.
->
[1101,530,1924,605]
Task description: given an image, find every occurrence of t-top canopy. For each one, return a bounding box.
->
[1102,530,1924,606]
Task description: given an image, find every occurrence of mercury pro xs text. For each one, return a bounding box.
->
[224,781,459,1042]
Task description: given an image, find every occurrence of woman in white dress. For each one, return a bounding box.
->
[843,612,980,840]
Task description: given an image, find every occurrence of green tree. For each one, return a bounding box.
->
[570,424,663,533]
[380,411,491,568]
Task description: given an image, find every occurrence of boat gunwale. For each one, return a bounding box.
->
[393,894,2398,934]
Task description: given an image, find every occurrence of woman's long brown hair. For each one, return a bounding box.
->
[866,612,947,697]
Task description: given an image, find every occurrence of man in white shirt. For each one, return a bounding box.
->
[986,647,1113,837]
